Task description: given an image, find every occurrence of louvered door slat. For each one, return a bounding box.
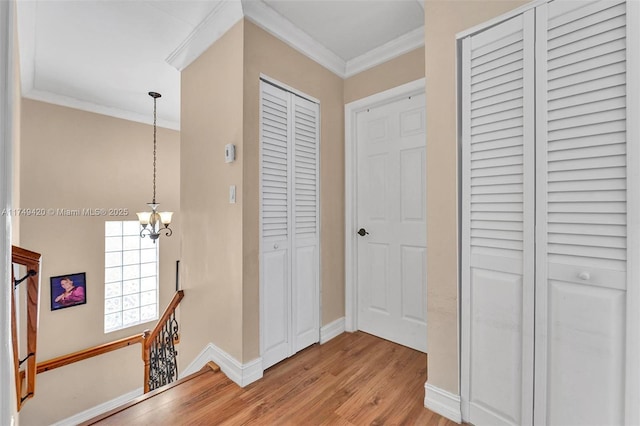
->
[472,39,523,67]
[472,50,523,77]
[548,26,625,60]
[548,2,624,38]
[471,80,523,102]
[548,39,624,70]
[547,14,625,50]
[471,145,523,161]
[549,50,625,81]
[471,107,523,127]
[548,97,625,121]
[472,57,523,84]
[548,109,625,131]
[548,142,625,160]
[472,68,524,93]
[472,183,523,195]
[548,222,626,236]
[548,0,624,29]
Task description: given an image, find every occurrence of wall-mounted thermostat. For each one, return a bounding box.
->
[225,143,236,163]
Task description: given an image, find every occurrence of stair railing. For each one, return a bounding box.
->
[143,289,184,392]
[11,245,42,411]
[36,290,184,395]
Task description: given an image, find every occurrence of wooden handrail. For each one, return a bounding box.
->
[11,245,42,411]
[37,332,148,374]
[145,290,184,348]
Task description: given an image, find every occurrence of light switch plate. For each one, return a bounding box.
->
[229,185,236,204]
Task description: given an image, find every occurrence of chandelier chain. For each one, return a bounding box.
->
[152,95,157,204]
[138,91,172,242]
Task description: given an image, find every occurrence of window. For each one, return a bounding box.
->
[104,221,158,333]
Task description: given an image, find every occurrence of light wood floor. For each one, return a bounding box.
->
[91,332,459,425]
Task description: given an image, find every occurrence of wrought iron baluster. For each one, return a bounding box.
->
[147,310,179,391]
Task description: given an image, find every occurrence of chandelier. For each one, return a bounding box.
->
[137,91,173,242]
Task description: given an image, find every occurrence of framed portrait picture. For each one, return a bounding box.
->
[50,272,87,311]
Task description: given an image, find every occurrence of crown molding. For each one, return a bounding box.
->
[344,26,424,78]
[166,0,424,80]
[166,0,243,72]
[242,0,346,77]
[23,89,180,130]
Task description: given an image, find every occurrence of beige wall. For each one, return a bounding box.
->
[424,0,527,394]
[344,47,425,104]
[18,99,180,424]
[242,20,345,361]
[179,21,246,364]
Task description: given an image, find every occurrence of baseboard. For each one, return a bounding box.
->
[180,342,263,388]
[181,343,218,378]
[424,382,462,424]
[50,387,143,426]
[320,317,345,344]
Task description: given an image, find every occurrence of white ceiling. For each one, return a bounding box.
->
[17,0,424,130]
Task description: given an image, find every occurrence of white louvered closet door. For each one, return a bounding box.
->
[291,95,320,353]
[461,11,536,426]
[260,80,320,370]
[260,81,292,370]
[462,0,638,425]
[535,1,630,424]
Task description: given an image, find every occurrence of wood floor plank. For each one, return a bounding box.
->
[91,332,460,425]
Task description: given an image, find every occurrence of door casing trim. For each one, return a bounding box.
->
[344,78,426,332]
[1,0,16,422]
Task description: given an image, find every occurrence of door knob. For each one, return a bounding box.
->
[578,271,590,280]
[357,228,369,237]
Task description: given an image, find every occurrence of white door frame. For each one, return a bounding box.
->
[625,1,640,423]
[0,0,17,423]
[344,78,426,332]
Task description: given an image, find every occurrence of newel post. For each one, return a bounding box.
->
[142,329,151,393]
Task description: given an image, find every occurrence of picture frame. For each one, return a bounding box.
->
[50,272,87,311]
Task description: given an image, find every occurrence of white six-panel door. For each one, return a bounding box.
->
[356,93,427,353]
[461,0,638,424]
[260,80,320,370]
